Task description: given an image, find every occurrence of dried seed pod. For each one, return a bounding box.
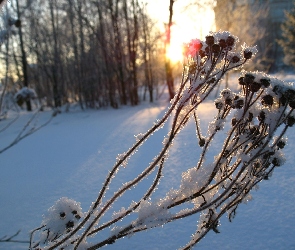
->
[272,157,282,166]
[284,88,295,100]
[249,82,261,92]
[212,44,220,54]
[286,116,295,127]
[225,98,233,106]
[215,100,224,110]
[238,77,245,85]
[221,89,231,98]
[244,73,255,85]
[226,36,235,47]
[277,140,286,149]
[261,95,274,106]
[66,221,74,229]
[199,138,206,147]
[205,35,215,46]
[231,55,240,63]
[243,50,253,59]
[60,212,66,219]
[260,78,270,88]
[219,39,226,48]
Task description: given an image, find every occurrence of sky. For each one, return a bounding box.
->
[146,0,216,62]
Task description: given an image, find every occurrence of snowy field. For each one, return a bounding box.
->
[1,74,295,250]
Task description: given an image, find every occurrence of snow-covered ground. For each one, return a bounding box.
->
[1,74,295,250]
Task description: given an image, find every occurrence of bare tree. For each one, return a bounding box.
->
[165,0,175,100]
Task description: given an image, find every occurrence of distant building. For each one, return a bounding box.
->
[214,0,294,72]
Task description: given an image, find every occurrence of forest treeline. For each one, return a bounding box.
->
[1,0,173,110]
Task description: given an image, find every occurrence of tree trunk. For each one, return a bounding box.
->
[16,0,31,111]
[165,0,175,100]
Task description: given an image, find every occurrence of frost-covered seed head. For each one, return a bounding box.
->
[225,98,233,106]
[286,116,295,127]
[212,44,220,54]
[238,77,246,85]
[219,39,226,48]
[260,78,270,88]
[284,88,295,100]
[66,220,74,229]
[221,89,231,98]
[272,157,282,166]
[60,212,66,219]
[226,36,235,47]
[261,95,274,106]
[249,81,261,92]
[199,138,206,147]
[244,73,255,85]
[231,55,240,63]
[72,210,81,219]
[277,140,286,149]
[243,50,253,59]
[205,35,214,46]
[215,99,224,110]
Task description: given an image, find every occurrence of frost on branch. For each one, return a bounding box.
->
[30,31,295,250]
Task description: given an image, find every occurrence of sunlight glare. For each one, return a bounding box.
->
[147,1,215,63]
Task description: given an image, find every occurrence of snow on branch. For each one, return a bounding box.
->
[30,31,295,250]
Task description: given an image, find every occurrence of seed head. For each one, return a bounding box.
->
[286,115,295,127]
[261,95,274,106]
[260,78,270,88]
[226,36,235,47]
[219,39,226,48]
[244,73,255,85]
[212,44,220,54]
[231,55,240,63]
[243,50,253,59]
[238,77,245,85]
[205,35,215,46]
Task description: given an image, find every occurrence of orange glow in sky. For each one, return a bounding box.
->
[147,0,215,63]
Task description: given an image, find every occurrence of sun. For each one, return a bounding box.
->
[166,42,184,63]
[147,1,215,63]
